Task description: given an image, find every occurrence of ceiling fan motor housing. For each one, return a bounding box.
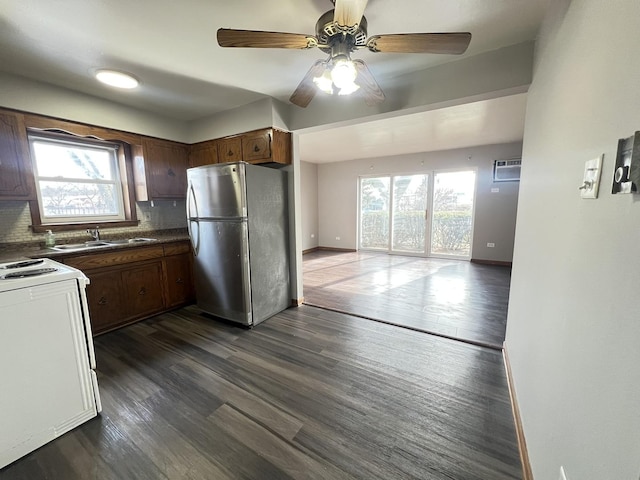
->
[316,9,368,54]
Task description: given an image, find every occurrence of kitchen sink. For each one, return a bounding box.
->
[50,238,157,252]
[51,241,111,251]
[103,238,156,245]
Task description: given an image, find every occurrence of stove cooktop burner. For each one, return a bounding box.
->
[3,267,58,279]
[2,259,45,269]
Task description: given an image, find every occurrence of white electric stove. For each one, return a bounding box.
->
[0,257,101,469]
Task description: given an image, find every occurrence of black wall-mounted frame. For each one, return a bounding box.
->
[612,131,640,194]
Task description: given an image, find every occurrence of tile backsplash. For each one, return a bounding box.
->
[0,199,187,244]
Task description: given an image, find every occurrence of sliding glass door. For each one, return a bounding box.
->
[359,174,429,255]
[360,177,391,250]
[430,170,476,259]
[359,170,476,259]
[391,174,428,254]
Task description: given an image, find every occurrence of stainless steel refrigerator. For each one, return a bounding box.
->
[186,162,290,326]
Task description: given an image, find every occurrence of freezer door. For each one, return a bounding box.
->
[187,162,247,219]
[193,219,252,325]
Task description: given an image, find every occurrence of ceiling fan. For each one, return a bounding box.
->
[217,0,471,108]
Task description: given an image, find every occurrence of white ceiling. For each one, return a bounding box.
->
[300,93,528,163]
[0,0,547,160]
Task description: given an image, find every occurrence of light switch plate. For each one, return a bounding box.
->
[581,155,603,199]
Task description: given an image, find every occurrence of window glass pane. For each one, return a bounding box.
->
[33,141,116,180]
[391,174,427,253]
[38,181,120,218]
[360,177,390,249]
[430,171,476,257]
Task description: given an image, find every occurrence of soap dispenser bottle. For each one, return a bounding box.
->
[44,229,56,247]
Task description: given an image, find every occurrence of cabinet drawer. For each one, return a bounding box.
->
[64,245,165,269]
[163,242,190,256]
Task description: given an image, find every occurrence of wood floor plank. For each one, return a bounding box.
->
[303,251,511,348]
[1,305,521,479]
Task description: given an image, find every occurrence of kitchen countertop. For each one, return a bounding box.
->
[0,230,190,264]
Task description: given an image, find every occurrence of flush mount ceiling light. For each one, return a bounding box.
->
[95,69,139,89]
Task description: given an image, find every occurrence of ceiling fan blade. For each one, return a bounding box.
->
[366,32,472,54]
[353,59,385,106]
[217,29,316,49]
[289,60,327,108]
[333,0,369,29]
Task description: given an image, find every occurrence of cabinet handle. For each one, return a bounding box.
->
[98,297,108,305]
[253,145,260,152]
[167,168,175,177]
[227,150,233,156]
[176,277,184,284]
[139,287,146,296]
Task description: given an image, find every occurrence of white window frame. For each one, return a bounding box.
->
[29,133,126,225]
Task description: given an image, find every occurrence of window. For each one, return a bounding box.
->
[29,132,131,226]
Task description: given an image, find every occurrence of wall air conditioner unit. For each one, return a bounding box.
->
[493,158,521,182]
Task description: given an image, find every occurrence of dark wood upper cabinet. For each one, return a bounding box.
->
[139,137,189,199]
[188,140,219,168]
[217,136,243,163]
[242,130,271,163]
[0,110,34,200]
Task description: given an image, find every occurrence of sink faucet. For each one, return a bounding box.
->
[87,226,100,241]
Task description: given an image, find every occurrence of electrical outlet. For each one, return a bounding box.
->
[487,242,495,248]
[559,466,568,480]
[335,236,341,241]
[491,187,500,193]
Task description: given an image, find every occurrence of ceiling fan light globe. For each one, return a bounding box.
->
[331,59,357,89]
[338,83,360,95]
[313,70,334,95]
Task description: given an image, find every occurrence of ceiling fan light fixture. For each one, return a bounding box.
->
[95,69,139,89]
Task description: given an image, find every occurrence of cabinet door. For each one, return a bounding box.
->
[242,130,272,163]
[121,261,165,319]
[189,141,218,168]
[142,138,189,198]
[85,269,125,334]
[217,136,243,163]
[0,111,33,199]
[164,253,195,308]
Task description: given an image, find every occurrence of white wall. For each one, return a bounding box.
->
[300,161,319,252]
[187,98,276,143]
[0,72,188,141]
[316,142,521,262]
[506,1,640,479]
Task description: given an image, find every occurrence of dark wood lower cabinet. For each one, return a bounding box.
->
[64,241,194,335]
[121,261,165,320]
[85,269,125,333]
[164,253,195,308]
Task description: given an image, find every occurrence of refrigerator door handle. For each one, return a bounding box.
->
[187,182,201,256]
[187,181,199,219]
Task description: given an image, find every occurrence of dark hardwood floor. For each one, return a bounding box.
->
[1,305,521,479]
[303,251,511,349]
